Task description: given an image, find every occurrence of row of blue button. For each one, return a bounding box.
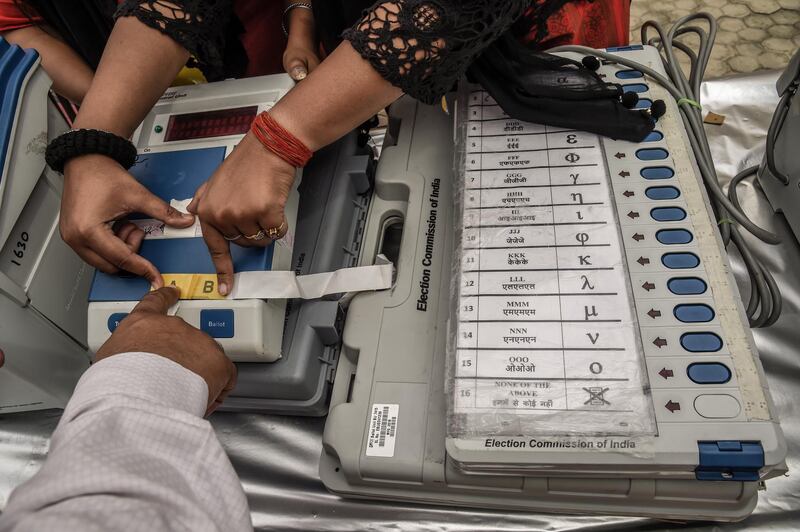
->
[615,67,724,356]
[108,309,235,338]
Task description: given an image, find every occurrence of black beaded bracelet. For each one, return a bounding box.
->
[45,129,138,173]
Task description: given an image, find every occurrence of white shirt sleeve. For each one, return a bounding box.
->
[0,352,252,532]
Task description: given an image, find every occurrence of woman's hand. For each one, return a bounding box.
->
[60,155,195,287]
[283,39,321,81]
[282,2,320,81]
[188,133,296,296]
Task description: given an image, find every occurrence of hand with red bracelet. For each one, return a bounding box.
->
[187,132,296,296]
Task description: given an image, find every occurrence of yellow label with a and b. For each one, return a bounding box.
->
[157,274,225,300]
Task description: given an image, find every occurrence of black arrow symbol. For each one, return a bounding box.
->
[653,337,667,348]
[628,211,640,219]
[637,256,650,266]
[623,190,635,197]
[619,170,630,178]
[615,152,626,159]
[642,281,655,291]
[665,400,681,413]
[632,233,645,241]
[659,368,674,379]
[647,309,661,319]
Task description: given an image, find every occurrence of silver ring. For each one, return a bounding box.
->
[223,233,242,241]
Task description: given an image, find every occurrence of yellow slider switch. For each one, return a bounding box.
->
[157,273,226,300]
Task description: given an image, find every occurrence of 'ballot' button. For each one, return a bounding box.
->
[107,313,129,332]
[200,309,235,338]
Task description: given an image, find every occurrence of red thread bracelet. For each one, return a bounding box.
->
[250,111,313,168]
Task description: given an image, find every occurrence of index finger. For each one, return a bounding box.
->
[89,226,164,288]
[131,286,181,315]
[201,221,235,296]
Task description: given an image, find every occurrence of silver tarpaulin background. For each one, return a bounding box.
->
[1,72,798,531]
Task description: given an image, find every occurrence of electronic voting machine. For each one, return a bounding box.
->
[0,39,92,413]
[0,36,788,521]
[85,76,381,415]
[319,45,787,521]
[1,39,379,416]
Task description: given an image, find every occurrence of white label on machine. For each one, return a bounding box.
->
[450,91,655,439]
[365,403,399,457]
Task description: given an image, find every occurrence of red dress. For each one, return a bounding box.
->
[0,0,42,31]
[0,0,287,77]
[1,1,631,76]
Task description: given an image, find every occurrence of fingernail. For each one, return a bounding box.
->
[292,67,307,80]
[151,283,158,291]
[219,283,228,296]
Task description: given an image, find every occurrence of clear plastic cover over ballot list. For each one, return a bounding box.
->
[446,87,657,444]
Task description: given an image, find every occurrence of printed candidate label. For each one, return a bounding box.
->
[452,90,654,439]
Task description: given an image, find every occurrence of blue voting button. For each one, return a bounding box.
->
[643,130,664,142]
[616,69,644,79]
[623,83,649,93]
[681,332,723,353]
[646,186,680,200]
[107,313,129,332]
[651,207,687,221]
[657,228,694,244]
[667,277,707,295]
[674,303,715,323]
[688,362,732,384]
[662,252,700,269]
[641,166,674,180]
[636,148,669,161]
[200,309,235,338]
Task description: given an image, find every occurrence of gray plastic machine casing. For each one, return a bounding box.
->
[0,55,92,414]
[130,76,378,415]
[320,59,786,520]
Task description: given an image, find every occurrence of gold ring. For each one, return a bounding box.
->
[266,220,286,239]
[244,230,267,241]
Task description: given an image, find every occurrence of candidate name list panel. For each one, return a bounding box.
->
[453,90,650,433]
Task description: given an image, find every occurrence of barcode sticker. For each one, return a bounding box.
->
[365,403,399,457]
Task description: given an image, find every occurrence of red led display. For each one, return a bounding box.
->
[164,106,259,142]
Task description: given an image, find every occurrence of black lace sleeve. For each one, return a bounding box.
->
[114,0,234,81]
[343,1,530,104]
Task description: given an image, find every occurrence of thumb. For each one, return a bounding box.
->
[286,56,309,81]
[187,182,208,214]
[133,186,195,228]
[131,285,181,315]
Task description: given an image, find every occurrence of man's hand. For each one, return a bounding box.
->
[95,287,236,415]
[60,155,195,288]
[188,133,296,296]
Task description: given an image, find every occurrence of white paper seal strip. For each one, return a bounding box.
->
[229,255,394,300]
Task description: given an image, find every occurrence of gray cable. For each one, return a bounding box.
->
[550,13,782,326]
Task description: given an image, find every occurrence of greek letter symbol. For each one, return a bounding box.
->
[580,275,595,290]
[576,233,589,245]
